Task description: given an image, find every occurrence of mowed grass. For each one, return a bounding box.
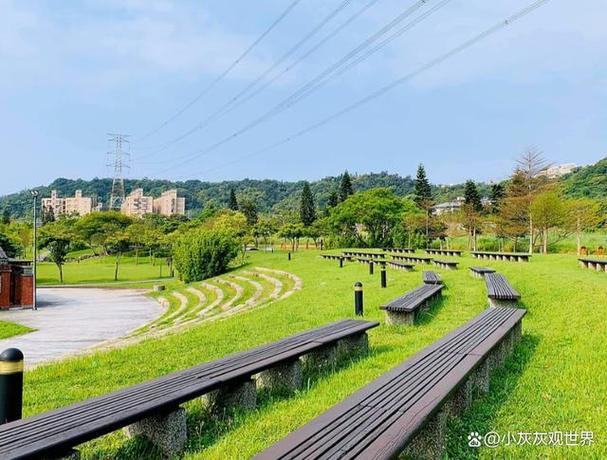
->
[22,250,606,459]
[37,255,174,285]
[0,320,33,339]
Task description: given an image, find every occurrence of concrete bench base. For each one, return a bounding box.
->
[336,332,369,360]
[301,344,338,373]
[124,407,187,458]
[488,298,519,309]
[203,379,257,416]
[384,309,416,325]
[256,360,302,395]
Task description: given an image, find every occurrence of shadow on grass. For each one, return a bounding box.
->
[87,340,393,459]
[444,333,540,459]
[416,294,448,326]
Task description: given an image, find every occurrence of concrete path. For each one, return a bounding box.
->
[0,288,164,368]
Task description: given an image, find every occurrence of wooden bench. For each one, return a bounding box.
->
[471,251,531,262]
[385,247,416,254]
[256,307,526,460]
[343,251,384,260]
[469,266,496,278]
[433,259,459,270]
[391,254,433,265]
[578,258,607,272]
[380,284,443,325]
[485,273,521,307]
[387,261,414,272]
[320,254,344,261]
[425,248,462,257]
[422,271,442,285]
[0,320,378,459]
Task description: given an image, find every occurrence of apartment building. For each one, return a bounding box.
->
[41,190,95,217]
[153,189,186,216]
[121,188,185,217]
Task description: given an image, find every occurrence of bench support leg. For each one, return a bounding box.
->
[124,406,187,458]
[47,449,80,460]
[336,332,369,361]
[256,360,302,395]
[203,379,257,416]
[301,344,338,374]
[488,298,519,309]
[402,408,448,460]
[384,310,415,326]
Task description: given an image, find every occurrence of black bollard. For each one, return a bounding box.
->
[339,257,344,268]
[354,282,363,316]
[0,348,23,424]
[369,261,374,275]
[380,262,387,288]
[288,252,291,261]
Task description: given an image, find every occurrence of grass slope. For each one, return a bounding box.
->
[22,251,606,459]
[0,320,33,340]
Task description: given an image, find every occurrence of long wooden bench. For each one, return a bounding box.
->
[387,261,414,272]
[256,307,526,460]
[578,258,607,272]
[471,251,531,262]
[425,248,462,257]
[485,273,521,307]
[433,259,459,270]
[380,283,443,325]
[391,254,433,265]
[0,320,378,459]
[385,247,416,254]
[320,254,347,261]
[422,271,442,285]
[343,251,384,260]
[469,266,496,278]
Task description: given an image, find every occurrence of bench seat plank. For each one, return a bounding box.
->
[380,284,443,313]
[485,273,520,300]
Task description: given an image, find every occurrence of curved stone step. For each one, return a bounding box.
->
[197,282,225,317]
[245,271,282,299]
[230,275,263,308]
[216,278,244,311]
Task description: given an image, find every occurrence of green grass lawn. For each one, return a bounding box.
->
[0,320,34,339]
[23,250,606,458]
[37,255,174,286]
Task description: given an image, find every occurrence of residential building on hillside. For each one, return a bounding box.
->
[153,189,186,216]
[121,188,185,217]
[537,163,577,178]
[432,196,491,215]
[121,188,154,218]
[41,190,95,217]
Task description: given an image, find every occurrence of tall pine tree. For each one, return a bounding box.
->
[489,182,505,213]
[338,171,354,202]
[413,164,433,209]
[300,182,316,226]
[228,188,239,210]
[464,180,482,212]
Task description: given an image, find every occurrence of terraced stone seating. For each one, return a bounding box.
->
[0,320,378,459]
[380,283,443,325]
[472,251,531,262]
[425,248,462,257]
[485,273,521,307]
[422,270,442,285]
[391,254,433,264]
[433,259,459,270]
[578,258,607,272]
[256,307,525,460]
[469,266,496,278]
[385,247,416,254]
[387,261,414,272]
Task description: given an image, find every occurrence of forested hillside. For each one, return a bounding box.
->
[562,157,607,198]
[0,171,485,219]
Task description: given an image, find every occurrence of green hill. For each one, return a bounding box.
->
[562,156,607,198]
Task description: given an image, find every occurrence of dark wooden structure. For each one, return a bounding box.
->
[432,259,459,270]
[422,271,442,285]
[256,307,526,460]
[387,261,414,272]
[390,254,433,265]
[471,251,531,262]
[380,284,443,325]
[578,258,607,272]
[425,248,462,257]
[469,266,496,278]
[485,273,521,307]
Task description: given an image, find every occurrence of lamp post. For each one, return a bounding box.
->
[30,190,38,311]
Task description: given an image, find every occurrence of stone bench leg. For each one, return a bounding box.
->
[402,407,448,460]
[256,360,302,395]
[337,332,369,361]
[301,344,338,374]
[203,379,257,417]
[46,449,81,460]
[384,310,415,326]
[124,407,187,458]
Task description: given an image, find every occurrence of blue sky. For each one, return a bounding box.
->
[1,0,606,195]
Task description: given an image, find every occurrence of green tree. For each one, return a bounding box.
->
[464,180,482,213]
[338,171,354,202]
[0,231,21,258]
[1,209,10,225]
[299,182,316,226]
[530,189,567,254]
[42,206,55,225]
[489,183,505,213]
[278,223,305,251]
[228,188,239,211]
[565,198,603,255]
[413,164,433,208]
[76,211,133,255]
[239,199,258,226]
[38,220,75,283]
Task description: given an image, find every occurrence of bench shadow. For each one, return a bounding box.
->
[444,333,540,459]
[415,294,447,326]
[89,342,394,459]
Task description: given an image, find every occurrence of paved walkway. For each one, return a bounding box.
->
[0,288,164,368]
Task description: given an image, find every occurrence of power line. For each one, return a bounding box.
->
[135,0,355,159]
[147,0,439,175]
[136,0,301,143]
[182,0,553,179]
[107,133,131,210]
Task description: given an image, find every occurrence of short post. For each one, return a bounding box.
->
[369,261,374,275]
[354,282,363,316]
[0,348,24,424]
[380,262,387,288]
[339,257,344,268]
[288,252,292,261]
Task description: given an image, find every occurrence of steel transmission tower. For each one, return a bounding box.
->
[107,133,131,210]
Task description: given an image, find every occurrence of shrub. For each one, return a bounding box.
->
[173,228,240,282]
